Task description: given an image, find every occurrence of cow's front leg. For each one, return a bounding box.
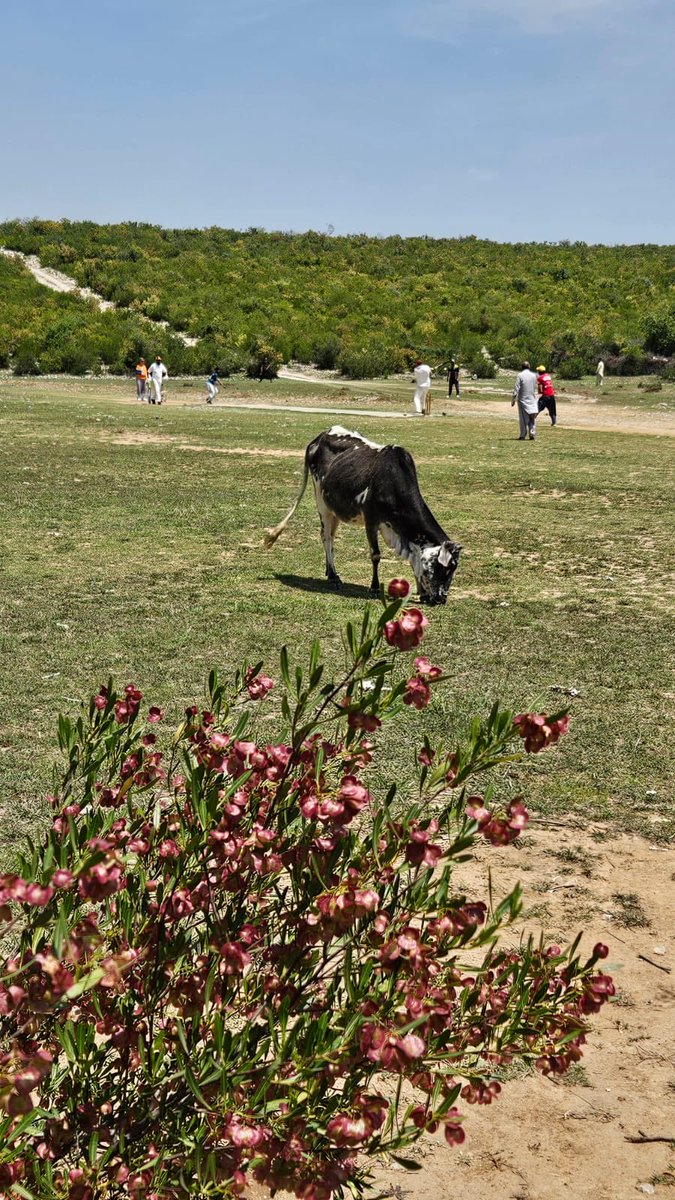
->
[365,523,381,595]
[320,512,342,588]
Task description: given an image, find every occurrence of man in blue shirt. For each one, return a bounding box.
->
[206,370,219,404]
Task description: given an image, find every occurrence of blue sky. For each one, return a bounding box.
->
[1,0,673,242]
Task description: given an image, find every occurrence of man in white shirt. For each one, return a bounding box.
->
[412,360,432,415]
[148,356,168,405]
[511,361,539,440]
[596,359,605,387]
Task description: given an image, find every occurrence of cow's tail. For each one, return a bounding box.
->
[263,458,310,547]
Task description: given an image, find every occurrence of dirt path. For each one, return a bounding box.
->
[0,247,199,347]
[123,391,675,437]
[246,820,675,1200]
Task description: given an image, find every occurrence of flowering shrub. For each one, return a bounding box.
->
[0,588,613,1199]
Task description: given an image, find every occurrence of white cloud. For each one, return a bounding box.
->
[395,0,650,38]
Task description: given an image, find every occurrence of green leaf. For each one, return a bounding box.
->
[389,1154,423,1171]
[65,966,105,999]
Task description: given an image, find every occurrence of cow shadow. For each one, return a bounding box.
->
[274,573,374,600]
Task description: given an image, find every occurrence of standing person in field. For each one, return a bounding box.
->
[148,355,168,405]
[412,359,432,415]
[596,358,605,386]
[536,364,557,425]
[511,361,539,440]
[205,369,219,405]
[448,359,461,397]
[134,357,148,402]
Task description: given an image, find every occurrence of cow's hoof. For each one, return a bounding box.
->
[369,586,380,598]
[328,576,343,591]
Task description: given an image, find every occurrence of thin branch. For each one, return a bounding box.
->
[637,953,672,974]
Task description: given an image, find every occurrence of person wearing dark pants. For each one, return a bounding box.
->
[536,365,557,426]
[448,360,460,397]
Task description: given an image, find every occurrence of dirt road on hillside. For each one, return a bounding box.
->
[0,247,199,347]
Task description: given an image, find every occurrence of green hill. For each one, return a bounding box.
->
[2,219,675,377]
[0,251,191,376]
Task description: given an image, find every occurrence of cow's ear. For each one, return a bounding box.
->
[438,542,453,567]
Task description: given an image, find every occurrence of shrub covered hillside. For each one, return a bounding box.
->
[0,253,194,376]
[2,219,675,376]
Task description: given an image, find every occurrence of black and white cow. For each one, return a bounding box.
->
[264,426,462,604]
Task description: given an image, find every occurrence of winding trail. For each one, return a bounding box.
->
[0,246,199,347]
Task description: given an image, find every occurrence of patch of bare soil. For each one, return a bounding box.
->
[105,431,301,458]
[247,822,675,1200]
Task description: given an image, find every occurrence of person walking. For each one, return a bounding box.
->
[412,359,432,415]
[134,357,148,402]
[448,359,461,397]
[148,355,168,405]
[596,359,605,387]
[205,369,219,404]
[511,361,539,440]
[536,365,557,425]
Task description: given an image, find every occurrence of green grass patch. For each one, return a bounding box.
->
[1,376,673,868]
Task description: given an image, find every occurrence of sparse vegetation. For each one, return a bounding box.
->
[3,220,675,376]
[612,892,651,929]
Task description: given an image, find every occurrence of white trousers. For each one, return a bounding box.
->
[413,385,429,413]
[206,382,218,402]
[151,378,163,404]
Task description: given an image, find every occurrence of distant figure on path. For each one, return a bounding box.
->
[206,369,219,404]
[511,361,539,440]
[413,359,432,415]
[448,359,461,397]
[596,359,605,387]
[148,355,168,405]
[134,357,148,402]
[536,365,557,426]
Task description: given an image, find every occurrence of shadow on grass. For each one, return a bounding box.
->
[275,573,374,600]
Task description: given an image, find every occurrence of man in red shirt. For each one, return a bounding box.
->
[537,366,557,426]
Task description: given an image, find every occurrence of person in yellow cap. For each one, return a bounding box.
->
[536,365,557,426]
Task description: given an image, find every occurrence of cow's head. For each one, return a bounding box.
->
[418,541,462,605]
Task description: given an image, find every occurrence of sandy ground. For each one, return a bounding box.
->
[244,821,675,1200]
[103,383,675,438]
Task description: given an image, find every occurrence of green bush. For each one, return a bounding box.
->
[314,336,342,370]
[246,338,283,380]
[12,337,42,375]
[338,343,399,379]
[0,591,613,1200]
[557,357,586,380]
[467,357,497,379]
[644,308,675,355]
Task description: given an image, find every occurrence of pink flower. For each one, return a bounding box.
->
[52,869,74,889]
[326,1115,370,1146]
[443,1110,466,1146]
[77,861,125,902]
[158,840,180,859]
[593,942,609,960]
[115,685,143,725]
[405,828,443,868]
[246,671,275,701]
[226,1120,267,1149]
[513,712,570,753]
[24,883,54,906]
[219,942,252,975]
[338,776,372,818]
[347,711,382,732]
[403,677,431,710]
[387,578,410,598]
[384,608,428,651]
[147,706,164,723]
[414,656,442,680]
